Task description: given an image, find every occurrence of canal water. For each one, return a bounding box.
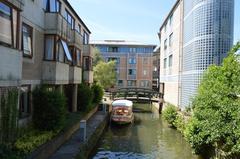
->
[90,104,201,159]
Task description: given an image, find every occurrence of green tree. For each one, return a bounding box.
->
[185,42,240,157]
[93,47,103,67]
[93,61,117,90]
[77,83,93,112]
[91,84,104,104]
[32,86,67,131]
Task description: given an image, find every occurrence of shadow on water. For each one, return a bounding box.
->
[89,103,202,159]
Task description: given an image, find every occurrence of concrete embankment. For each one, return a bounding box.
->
[49,111,109,159]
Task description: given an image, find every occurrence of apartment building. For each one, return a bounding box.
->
[0,0,93,124]
[92,40,156,89]
[159,0,234,109]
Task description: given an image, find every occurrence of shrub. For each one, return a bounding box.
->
[173,114,186,134]
[0,144,23,159]
[162,104,178,127]
[32,86,67,131]
[77,84,93,112]
[184,42,240,157]
[91,84,104,104]
[14,130,54,154]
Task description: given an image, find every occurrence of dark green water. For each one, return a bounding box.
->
[90,107,201,159]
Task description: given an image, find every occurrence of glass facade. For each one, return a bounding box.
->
[181,0,234,108]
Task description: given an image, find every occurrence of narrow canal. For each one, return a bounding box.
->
[89,104,201,159]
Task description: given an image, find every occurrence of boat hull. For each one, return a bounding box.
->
[111,114,134,125]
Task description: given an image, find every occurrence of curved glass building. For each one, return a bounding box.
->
[159,0,234,109]
[181,0,234,107]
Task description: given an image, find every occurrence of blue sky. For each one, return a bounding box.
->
[69,0,240,45]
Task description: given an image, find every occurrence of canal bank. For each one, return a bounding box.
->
[49,110,109,159]
[90,103,201,159]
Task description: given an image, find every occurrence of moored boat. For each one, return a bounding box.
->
[110,100,134,125]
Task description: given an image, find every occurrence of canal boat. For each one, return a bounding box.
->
[111,100,134,125]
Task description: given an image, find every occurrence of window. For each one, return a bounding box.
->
[164,39,167,50]
[60,40,72,61]
[129,58,136,64]
[169,55,173,67]
[57,40,64,62]
[118,80,123,86]
[169,14,173,26]
[115,68,120,74]
[45,36,54,60]
[141,81,150,87]
[0,2,18,47]
[76,49,81,66]
[77,24,81,33]
[64,10,75,29]
[130,48,136,53]
[127,80,136,87]
[44,0,60,12]
[83,31,89,44]
[108,47,118,52]
[19,86,31,118]
[22,23,33,57]
[164,58,167,68]
[169,33,173,46]
[108,57,120,64]
[128,69,136,75]
[164,24,167,32]
[84,56,92,71]
[143,70,147,76]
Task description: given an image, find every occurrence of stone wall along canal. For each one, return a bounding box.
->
[89,103,201,159]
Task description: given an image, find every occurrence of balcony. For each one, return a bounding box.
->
[42,61,69,84]
[69,30,83,47]
[83,71,93,84]
[69,66,82,84]
[0,46,22,86]
[82,45,94,57]
[44,13,72,41]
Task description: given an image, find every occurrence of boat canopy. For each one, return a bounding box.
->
[112,100,133,107]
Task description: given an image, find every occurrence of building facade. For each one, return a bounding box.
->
[0,0,93,124]
[152,47,160,92]
[159,0,234,108]
[92,40,156,89]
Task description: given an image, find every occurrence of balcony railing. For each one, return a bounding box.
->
[42,61,69,84]
[69,66,82,84]
[69,30,83,47]
[45,13,72,42]
[82,45,94,57]
[83,70,93,84]
[0,46,22,86]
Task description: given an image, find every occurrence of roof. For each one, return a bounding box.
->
[64,0,91,34]
[159,0,180,31]
[112,100,133,107]
[91,40,157,48]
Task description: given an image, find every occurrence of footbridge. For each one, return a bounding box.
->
[111,87,163,103]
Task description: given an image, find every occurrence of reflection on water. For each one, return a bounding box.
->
[90,106,201,159]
